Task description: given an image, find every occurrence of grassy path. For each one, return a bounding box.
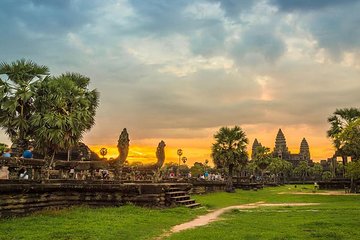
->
[165,186,360,240]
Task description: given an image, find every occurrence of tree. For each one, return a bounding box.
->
[345,161,360,192]
[337,118,360,161]
[327,108,360,165]
[31,73,99,163]
[0,59,49,153]
[267,157,292,184]
[161,162,178,177]
[189,162,205,177]
[212,126,248,192]
[179,164,190,177]
[245,161,259,178]
[322,171,334,181]
[253,146,272,181]
[310,163,323,180]
[294,161,310,183]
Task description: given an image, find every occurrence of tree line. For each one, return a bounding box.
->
[211,108,360,192]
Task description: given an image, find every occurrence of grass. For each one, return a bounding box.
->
[1,185,360,240]
[169,186,360,240]
[0,205,206,240]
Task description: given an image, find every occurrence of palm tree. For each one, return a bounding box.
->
[0,59,49,154]
[327,108,360,165]
[338,118,360,161]
[31,73,99,164]
[212,126,248,192]
[253,146,272,181]
[294,161,310,183]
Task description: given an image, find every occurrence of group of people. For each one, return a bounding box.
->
[1,146,33,159]
[198,172,224,181]
[0,146,34,180]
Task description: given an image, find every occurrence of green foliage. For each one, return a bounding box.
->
[0,60,99,160]
[212,126,248,191]
[294,161,310,182]
[178,164,190,176]
[0,143,8,152]
[338,118,360,161]
[253,146,272,171]
[245,160,258,175]
[31,73,99,161]
[190,162,206,177]
[327,108,360,159]
[161,162,178,176]
[345,161,360,180]
[211,126,248,170]
[267,157,292,182]
[322,171,334,181]
[310,163,324,179]
[0,59,49,150]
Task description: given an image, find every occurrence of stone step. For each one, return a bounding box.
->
[165,191,187,197]
[185,203,201,208]
[176,199,195,205]
[167,187,182,192]
[170,195,190,201]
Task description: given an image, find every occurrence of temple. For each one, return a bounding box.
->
[252,128,312,166]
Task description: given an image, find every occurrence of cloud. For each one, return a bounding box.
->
[271,0,360,11]
[270,0,360,61]
[0,0,359,162]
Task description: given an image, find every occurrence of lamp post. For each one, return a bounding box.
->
[177,149,183,177]
[100,148,108,160]
[177,149,183,167]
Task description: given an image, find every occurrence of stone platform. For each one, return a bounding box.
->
[0,180,192,217]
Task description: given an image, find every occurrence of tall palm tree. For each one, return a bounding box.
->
[212,126,248,192]
[31,73,99,164]
[327,108,360,165]
[253,146,272,181]
[0,59,49,154]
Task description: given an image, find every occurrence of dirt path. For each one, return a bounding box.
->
[156,202,320,239]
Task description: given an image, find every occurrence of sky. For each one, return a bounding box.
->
[1,0,360,165]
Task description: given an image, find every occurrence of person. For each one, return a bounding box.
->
[102,169,109,179]
[0,166,9,179]
[19,167,29,180]
[22,146,34,158]
[2,148,11,157]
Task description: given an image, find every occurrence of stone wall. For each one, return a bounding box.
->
[0,180,191,217]
[189,180,227,194]
[188,180,263,194]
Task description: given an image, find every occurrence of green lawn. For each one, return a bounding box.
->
[1,185,359,240]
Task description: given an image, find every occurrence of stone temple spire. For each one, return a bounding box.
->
[251,138,262,160]
[274,129,289,158]
[300,138,310,160]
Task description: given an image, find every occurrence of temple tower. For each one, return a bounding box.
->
[251,138,262,160]
[299,138,310,160]
[274,129,289,159]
